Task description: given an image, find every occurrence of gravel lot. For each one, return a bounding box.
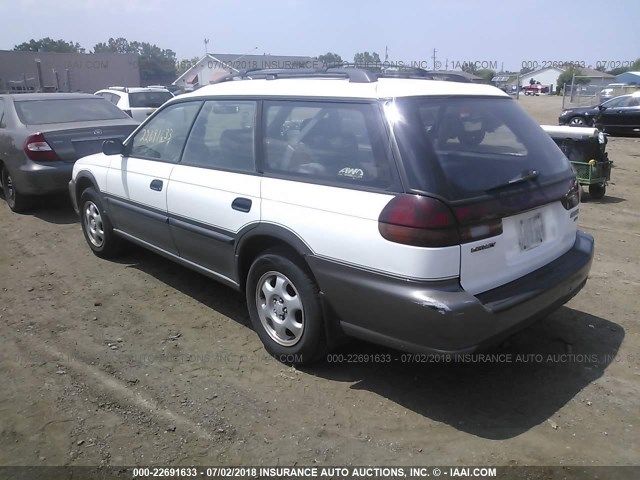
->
[1,95,639,468]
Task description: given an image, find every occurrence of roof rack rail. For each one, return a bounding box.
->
[211,67,377,84]
[326,63,471,83]
[340,63,471,83]
[209,66,471,85]
[107,86,129,92]
[421,71,471,83]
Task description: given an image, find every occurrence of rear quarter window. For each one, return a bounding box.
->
[263,100,397,190]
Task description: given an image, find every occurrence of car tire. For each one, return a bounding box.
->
[79,187,124,258]
[246,249,327,365]
[1,166,32,213]
[569,116,586,126]
[588,184,606,199]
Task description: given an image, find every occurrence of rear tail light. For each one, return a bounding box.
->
[24,133,60,161]
[123,109,133,117]
[378,195,459,247]
[561,177,580,210]
[378,194,503,247]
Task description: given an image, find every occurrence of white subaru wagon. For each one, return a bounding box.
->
[69,68,594,364]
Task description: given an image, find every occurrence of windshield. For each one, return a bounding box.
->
[14,98,130,125]
[390,96,574,200]
[129,91,173,108]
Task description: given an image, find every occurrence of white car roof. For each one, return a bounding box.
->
[178,77,508,100]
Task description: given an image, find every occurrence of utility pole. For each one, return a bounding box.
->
[34,59,43,92]
[432,48,437,71]
[204,38,209,56]
[570,71,576,103]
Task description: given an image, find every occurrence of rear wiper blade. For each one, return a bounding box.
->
[485,169,539,193]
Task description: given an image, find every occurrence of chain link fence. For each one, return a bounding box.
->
[561,76,639,109]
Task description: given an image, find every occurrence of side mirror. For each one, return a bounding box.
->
[597,105,607,111]
[103,138,124,155]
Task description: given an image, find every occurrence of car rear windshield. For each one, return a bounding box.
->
[390,96,574,201]
[14,98,130,125]
[128,91,173,108]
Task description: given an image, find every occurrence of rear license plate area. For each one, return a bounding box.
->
[518,212,545,251]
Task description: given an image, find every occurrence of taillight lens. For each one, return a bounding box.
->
[24,133,60,161]
[378,194,503,247]
[378,195,460,247]
[561,177,580,210]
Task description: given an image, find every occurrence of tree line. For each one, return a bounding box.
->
[13,37,178,84]
[13,39,639,86]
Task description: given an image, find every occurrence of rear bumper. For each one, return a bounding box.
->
[309,232,594,354]
[11,158,74,195]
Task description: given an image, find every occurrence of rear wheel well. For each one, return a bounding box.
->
[237,236,312,292]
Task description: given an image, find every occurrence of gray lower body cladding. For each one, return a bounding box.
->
[308,232,594,354]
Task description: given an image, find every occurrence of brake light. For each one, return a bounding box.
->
[378,194,504,247]
[24,133,60,161]
[561,177,580,210]
[378,195,460,247]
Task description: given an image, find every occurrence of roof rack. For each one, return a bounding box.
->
[209,66,471,85]
[211,67,376,84]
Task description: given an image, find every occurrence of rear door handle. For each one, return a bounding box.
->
[232,197,252,212]
[150,179,163,191]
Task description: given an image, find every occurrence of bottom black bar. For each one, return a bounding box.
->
[0,466,638,480]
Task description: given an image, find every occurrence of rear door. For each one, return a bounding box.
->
[106,101,202,253]
[620,97,640,132]
[167,99,260,281]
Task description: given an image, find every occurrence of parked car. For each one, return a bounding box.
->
[559,93,640,134]
[599,83,628,102]
[0,93,139,212]
[523,84,549,95]
[94,86,174,123]
[69,68,594,364]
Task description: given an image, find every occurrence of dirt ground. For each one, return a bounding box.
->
[1,95,639,468]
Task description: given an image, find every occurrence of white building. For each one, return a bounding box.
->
[518,67,564,92]
[174,53,319,90]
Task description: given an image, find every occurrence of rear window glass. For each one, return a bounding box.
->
[14,98,129,125]
[129,91,173,108]
[391,97,573,200]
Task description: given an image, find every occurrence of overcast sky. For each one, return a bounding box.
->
[2,0,639,71]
